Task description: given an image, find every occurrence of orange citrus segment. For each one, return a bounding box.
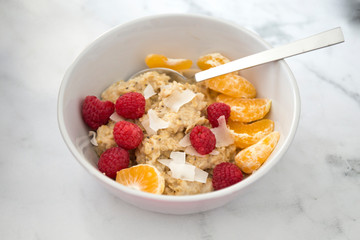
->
[207,73,256,98]
[197,53,256,98]
[235,131,280,174]
[228,119,274,149]
[217,94,271,122]
[116,164,165,194]
[197,53,230,70]
[145,54,192,71]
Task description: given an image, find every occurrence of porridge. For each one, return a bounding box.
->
[81,53,279,195]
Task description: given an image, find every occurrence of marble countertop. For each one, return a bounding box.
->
[1,0,359,239]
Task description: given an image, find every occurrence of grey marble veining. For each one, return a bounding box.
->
[1,0,359,239]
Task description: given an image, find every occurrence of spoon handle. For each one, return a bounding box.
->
[195,27,344,82]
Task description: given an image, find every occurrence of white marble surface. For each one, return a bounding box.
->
[1,0,359,239]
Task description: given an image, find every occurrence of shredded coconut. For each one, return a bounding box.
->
[110,112,125,122]
[170,163,196,181]
[88,131,98,146]
[194,168,208,183]
[157,151,208,183]
[178,133,191,147]
[148,109,170,133]
[140,115,157,136]
[211,116,234,147]
[143,84,156,99]
[163,89,196,112]
[170,151,186,164]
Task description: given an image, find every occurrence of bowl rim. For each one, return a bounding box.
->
[57,13,300,202]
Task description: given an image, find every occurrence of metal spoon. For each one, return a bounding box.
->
[129,27,344,82]
[128,67,188,83]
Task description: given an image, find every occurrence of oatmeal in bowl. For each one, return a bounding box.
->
[58,14,300,214]
[83,53,279,196]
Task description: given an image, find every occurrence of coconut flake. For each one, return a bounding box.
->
[159,152,195,181]
[88,131,98,146]
[140,116,156,136]
[170,151,186,164]
[148,109,170,133]
[110,112,125,122]
[158,159,172,167]
[143,84,156,99]
[163,89,196,112]
[185,146,204,157]
[170,162,195,181]
[178,133,191,147]
[211,150,220,155]
[194,168,208,183]
[157,151,208,183]
[211,116,234,147]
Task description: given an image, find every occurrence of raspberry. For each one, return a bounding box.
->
[98,147,129,179]
[113,121,143,150]
[82,96,114,130]
[190,125,216,155]
[115,92,145,119]
[212,162,243,190]
[207,102,231,128]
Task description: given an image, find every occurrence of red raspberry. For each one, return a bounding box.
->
[98,147,129,179]
[207,102,231,128]
[190,125,216,155]
[113,121,143,150]
[212,162,243,190]
[82,96,114,130]
[115,92,145,119]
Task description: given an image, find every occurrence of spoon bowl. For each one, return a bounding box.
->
[129,67,187,83]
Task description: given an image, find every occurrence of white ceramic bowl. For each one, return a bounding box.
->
[58,14,300,214]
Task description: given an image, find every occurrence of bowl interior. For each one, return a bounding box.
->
[58,15,299,204]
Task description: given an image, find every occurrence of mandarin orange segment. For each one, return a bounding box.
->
[228,119,274,149]
[116,164,165,194]
[145,54,192,71]
[206,73,256,98]
[197,53,256,98]
[197,53,230,70]
[235,131,280,174]
[217,94,271,122]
